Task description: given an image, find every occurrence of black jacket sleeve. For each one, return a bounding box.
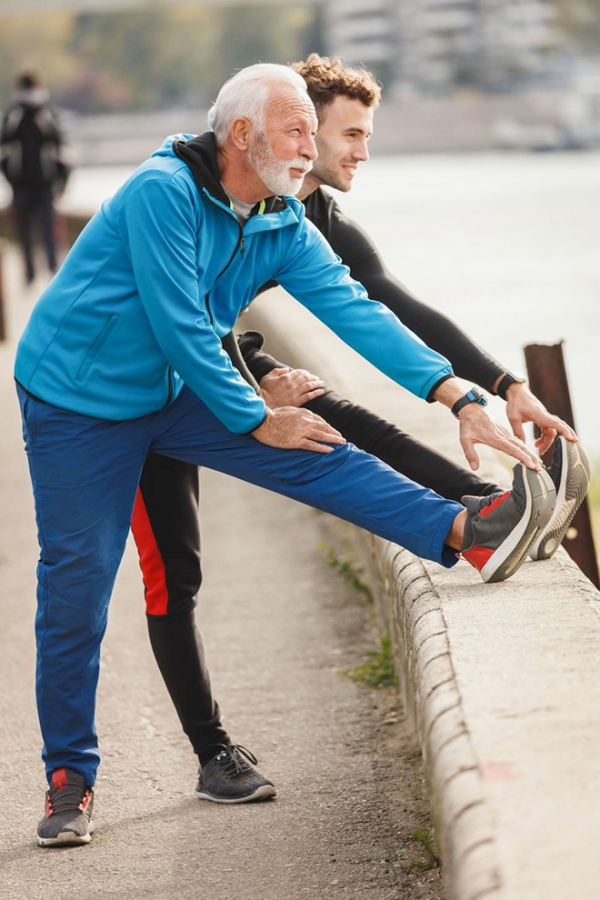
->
[309,190,506,393]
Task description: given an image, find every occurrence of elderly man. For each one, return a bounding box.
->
[16,64,556,846]
[131,55,590,813]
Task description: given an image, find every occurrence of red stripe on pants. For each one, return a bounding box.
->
[131,487,169,616]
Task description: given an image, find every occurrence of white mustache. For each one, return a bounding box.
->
[289,159,313,175]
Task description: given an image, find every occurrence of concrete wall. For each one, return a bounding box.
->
[242,287,600,900]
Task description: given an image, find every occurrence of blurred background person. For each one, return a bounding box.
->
[0,69,69,284]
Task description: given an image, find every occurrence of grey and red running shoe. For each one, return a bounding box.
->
[460,463,556,583]
[529,435,591,561]
[37,767,94,847]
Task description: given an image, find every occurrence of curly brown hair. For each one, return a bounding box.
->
[291,53,381,118]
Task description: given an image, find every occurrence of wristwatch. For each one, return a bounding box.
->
[496,372,527,401]
[451,387,488,418]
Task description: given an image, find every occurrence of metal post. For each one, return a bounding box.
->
[524,341,599,589]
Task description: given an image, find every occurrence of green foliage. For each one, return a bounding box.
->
[343,625,397,689]
[320,543,372,600]
[408,826,440,871]
[0,6,315,113]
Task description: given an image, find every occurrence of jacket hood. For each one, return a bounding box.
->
[153,131,290,215]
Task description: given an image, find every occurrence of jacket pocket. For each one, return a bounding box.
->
[75,314,119,382]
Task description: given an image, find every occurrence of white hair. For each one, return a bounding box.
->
[208,63,308,146]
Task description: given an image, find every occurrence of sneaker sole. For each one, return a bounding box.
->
[480,465,556,584]
[529,438,591,561]
[37,820,95,847]
[195,784,276,804]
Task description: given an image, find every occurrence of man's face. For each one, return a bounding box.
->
[310,95,374,193]
[248,86,318,196]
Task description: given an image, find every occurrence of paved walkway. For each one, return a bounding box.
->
[0,249,443,899]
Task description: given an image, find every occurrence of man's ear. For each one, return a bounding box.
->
[230,117,253,151]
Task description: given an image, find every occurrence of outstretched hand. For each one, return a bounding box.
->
[252,406,346,454]
[504,382,577,455]
[458,403,542,470]
[259,367,325,408]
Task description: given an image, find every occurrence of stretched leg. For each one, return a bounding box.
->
[17,385,148,787]
[151,386,464,569]
[238,331,501,503]
[131,453,230,762]
[305,390,501,502]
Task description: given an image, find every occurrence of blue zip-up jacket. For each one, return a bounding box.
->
[15,132,453,433]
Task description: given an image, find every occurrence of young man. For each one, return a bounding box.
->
[18,63,558,847]
[130,57,590,813]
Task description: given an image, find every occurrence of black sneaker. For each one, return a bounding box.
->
[195,745,276,804]
[37,767,94,847]
[460,463,556,583]
[529,436,591,561]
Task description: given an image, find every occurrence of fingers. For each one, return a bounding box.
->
[509,418,527,444]
[302,387,325,403]
[460,410,542,470]
[460,438,480,471]
[260,369,326,408]
[493,425,541,469]
[534,426,558,456]
[512,445,541,470]
[300,441,334,454]
[548,418,577,442]
[304,414,345,442]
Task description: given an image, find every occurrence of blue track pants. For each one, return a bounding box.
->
[17,383,462,786]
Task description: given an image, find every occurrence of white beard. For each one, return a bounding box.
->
[249,132,311,196]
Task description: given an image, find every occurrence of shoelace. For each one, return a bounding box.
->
[47,780,89,814]
[213,744,258,776]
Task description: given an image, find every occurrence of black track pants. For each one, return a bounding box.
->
[131,339,502,760]
[133,453,229,761]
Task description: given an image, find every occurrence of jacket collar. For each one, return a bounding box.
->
[172,132,290,216]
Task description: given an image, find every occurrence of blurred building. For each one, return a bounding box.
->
[325,0,561,94]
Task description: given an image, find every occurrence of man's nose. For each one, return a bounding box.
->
[300,133,318,161]
[352,137,369,162]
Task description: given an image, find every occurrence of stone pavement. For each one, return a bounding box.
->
[243,288,600,900]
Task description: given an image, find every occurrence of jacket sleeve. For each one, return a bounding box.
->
[275,218,453,401]
[322,201,506,392]
[120,175,268,434]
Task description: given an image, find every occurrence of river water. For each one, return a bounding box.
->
[57,151,600,459]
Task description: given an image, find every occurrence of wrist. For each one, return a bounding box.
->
[504,380,528,400]
[252,407,273,434]
[450,387,488,419]
[495,371,527,401]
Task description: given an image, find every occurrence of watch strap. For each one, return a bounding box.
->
[497,372,526,401]
[451,387,488,419]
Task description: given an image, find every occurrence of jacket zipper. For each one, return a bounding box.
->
[164,194,243,408]
[202,191,245,325]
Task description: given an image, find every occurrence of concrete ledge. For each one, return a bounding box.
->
[243,288,600,900]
